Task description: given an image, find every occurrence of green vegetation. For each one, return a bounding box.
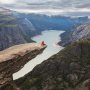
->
[15,38,90,90]
[79,38,90,44]
[0,12,17,27]
[19,28,35,43]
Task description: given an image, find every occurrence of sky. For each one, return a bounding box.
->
[0,0,90,16]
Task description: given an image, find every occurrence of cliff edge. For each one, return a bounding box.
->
[0,43,47,90]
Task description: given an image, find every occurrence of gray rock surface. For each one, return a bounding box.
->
[19,18,36,31]
[17,18,37,38]
[0,25,27,51]
[59,22,90,47]
[0,43,47,90]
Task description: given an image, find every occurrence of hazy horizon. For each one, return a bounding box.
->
[0,0,90,16]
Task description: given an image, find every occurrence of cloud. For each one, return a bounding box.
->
[0,0,16,4]
[75,3,90,8]
[27,2,51,5]
[1,0,90,15]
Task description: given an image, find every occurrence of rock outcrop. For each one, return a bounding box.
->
[15,38,90,90]
[0,43,47,90]
[58,22,90,47]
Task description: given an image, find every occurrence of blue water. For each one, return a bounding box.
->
[13,30,64,80]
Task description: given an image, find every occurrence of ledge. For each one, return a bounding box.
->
[0,43,47,90]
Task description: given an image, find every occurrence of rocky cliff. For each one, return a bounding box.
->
[0,7,36,51]
[58,22,90,47]
[0,43,47,90]
[17,18,37,37]
[15,38,90,90]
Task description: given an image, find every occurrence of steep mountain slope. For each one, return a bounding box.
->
[58,22,90,47]
[15,38,90,90]
[17,18,37,38]
[0,7,35,51]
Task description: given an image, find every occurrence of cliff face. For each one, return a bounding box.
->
[58,22,90,47]
[0,7,35,51]
[15,38,90,90]
[0,25,27,51]
[0,43,47,90]
[17,18,37,37]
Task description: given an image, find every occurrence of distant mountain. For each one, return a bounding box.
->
[12,12,67,33]
[15,38,90,90]
[46,15,89,30]
[12,12,89,31]
[58,22,90,47]
[28,14,89,30]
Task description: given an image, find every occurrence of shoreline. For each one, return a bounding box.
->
[53,37,64,48]
[31,30,64,40]
[53,41,64,48]
[31,30,48,40]
[53,31,65,48]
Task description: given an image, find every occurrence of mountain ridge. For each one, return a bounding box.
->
[58,22,90,47]
[15,38,90,90]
